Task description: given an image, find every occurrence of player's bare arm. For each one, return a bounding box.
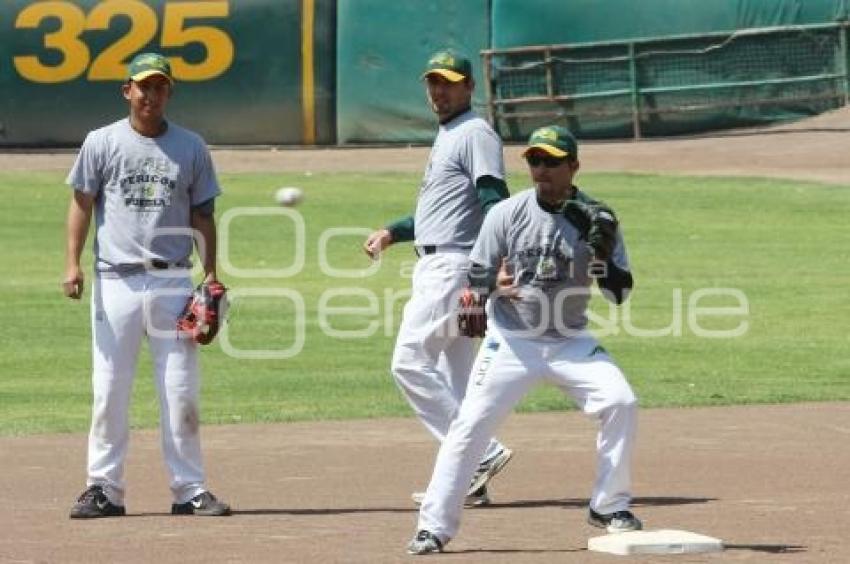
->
[495,258,520,300]
[467,259,517,298]
[363,213,416,259]
[191,207,218,283]
[363,228,393,260]
[63,190,94,299]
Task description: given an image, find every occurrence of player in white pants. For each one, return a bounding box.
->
[63,53,229,518]
[364,50,513,504]
[408,126,641,555]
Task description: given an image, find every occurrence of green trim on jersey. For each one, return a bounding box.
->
[476,175,510,214]
[386,215,415,243]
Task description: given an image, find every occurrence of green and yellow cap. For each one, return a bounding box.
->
[127,52,173,84]
[522,125,578,158]
[421,49,472,82]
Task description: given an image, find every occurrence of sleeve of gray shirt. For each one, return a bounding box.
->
[66,131,104,194]
[463,124,505,183]
[469,202,509,291]
[190,139,222,206]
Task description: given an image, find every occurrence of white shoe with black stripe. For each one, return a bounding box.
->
[468,447,513,495]
[407,530,445,555]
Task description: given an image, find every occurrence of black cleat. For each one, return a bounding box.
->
[588,508,643,533]
[69,485,126,519]
[171,491,231,516]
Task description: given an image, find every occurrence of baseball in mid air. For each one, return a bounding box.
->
[275,186,304,207]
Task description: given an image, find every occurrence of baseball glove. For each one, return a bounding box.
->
[176,281,228,345]
[458,287,487,338]
[562,200,619,262]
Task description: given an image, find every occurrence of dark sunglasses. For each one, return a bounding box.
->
[525,154,569,168]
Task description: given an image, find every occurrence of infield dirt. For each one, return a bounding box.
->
[0,403,847,563]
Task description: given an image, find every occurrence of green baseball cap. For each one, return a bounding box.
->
[127,52,173,84]
[421,49,472,82]
[522,125,578,158]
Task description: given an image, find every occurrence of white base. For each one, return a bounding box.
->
[588,529,724,556]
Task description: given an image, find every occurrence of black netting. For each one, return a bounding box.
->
[488,26,847,139]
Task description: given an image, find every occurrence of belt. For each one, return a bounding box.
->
[415,244,472,257]
[148,259,187,270]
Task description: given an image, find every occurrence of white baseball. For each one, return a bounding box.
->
[275,187,304,207]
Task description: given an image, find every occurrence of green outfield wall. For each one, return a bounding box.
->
[492,0,849,47]
[335,0,491,144]
[1,0,848,146]
[0,0,335,146]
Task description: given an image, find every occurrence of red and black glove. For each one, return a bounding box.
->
[458,287,488,338]
[176,281,228,345]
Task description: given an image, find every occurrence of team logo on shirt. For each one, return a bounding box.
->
[535,255,558,281]
[119,157,177,212]
[517,237,573,286]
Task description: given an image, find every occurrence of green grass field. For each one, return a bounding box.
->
[1,170,848,436]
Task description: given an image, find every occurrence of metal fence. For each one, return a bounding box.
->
[482,22,850,139]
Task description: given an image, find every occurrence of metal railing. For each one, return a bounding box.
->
[482,22,850,139]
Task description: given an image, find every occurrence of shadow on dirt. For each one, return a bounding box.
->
[725,544,807,554]
[449,548,585,555]
[231,507,417,515]
[224,495,714,516]
[487,495,716,509]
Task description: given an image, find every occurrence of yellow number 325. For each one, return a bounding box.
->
[14,0,235,83]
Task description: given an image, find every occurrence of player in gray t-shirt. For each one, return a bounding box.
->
[363,50,513,506]
[63,53,229,519]
[408,126,641,555]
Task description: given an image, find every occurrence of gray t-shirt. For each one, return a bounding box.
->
[414,110,504,247]
[67,118,220,273]
[470,189,630,338]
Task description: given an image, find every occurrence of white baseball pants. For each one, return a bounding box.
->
[392,251,504,461]
[418,325,638,542]
[87,272,206,505]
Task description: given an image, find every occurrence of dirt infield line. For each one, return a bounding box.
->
[2,107,848,184]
